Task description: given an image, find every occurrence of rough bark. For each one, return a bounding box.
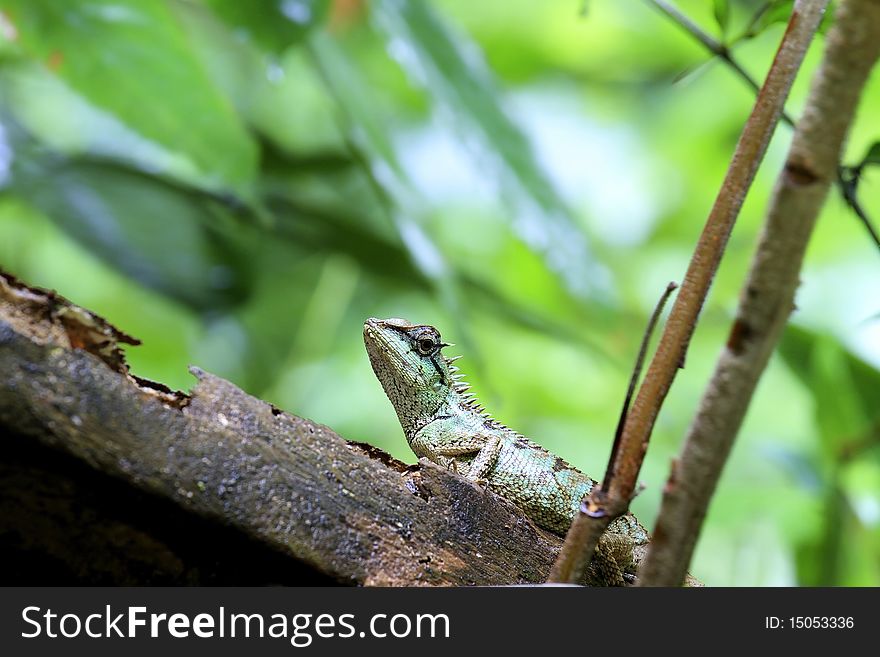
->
[0,271,585,586]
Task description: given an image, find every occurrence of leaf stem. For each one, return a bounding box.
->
[644,0,880,251]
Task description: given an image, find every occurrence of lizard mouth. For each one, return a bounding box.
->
[363,318,415,380]
[363,318,395,352]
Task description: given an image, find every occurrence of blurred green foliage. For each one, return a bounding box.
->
[0,0,877,585]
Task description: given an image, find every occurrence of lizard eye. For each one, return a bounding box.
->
[416,336,437,355]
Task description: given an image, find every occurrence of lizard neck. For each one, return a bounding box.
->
[403,391,497,442]
[400,393,457,442]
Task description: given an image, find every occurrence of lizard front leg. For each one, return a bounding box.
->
[464,434,501,482]
[412,418,502,484]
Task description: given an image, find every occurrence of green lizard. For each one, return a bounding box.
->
[363,317,648,586]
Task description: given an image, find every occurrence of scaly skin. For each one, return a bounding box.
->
[363,317,648,585]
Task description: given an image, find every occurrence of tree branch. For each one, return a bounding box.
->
[644,0,767,104]
[0,271,573,586]
[637,0,880,586]
[548,0,828,584]
[547,281,679,583]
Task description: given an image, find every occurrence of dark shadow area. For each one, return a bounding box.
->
[0,430,339,586]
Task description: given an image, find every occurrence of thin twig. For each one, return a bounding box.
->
[546,282,677,584]
[605,281,679,492]
[645,0,771,109]
[644,0,880,251]
[549,0,828,585]
[839,165,880,247]
[637,0,880,586]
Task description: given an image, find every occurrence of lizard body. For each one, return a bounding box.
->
[363,317,648,585]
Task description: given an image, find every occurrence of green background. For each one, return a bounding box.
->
[0,0,878,585]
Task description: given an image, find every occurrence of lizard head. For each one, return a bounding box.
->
[363,317,459,438]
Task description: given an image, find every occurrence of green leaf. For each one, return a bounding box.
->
[779,325,880,455]
[737,0,835,44]
[307,32,404,184]
[0,60,225,195]
[370,0,601,298]
[0,9,18,58]
[736,0,793,43]
[756,0,794,30]
[307,32,453,281]
[203,0,330,55]
[307,31,494,365]
[270,198,432,287]
[713,0,730,39]
[2,0,258,199]
[860,141,880,169]
[9,151,256,311]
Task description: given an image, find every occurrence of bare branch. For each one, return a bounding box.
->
[638,0,880,586]
[645,0,880,250]
[548,282,678,583]
[548,0,829,584]
[644,0,767,103]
